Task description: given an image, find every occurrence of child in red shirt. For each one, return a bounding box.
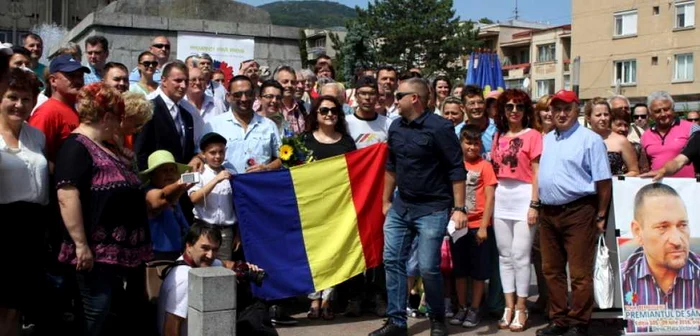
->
[449,124,498,328]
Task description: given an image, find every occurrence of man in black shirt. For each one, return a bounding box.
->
[644,131,700,180]
[368,78,466,336]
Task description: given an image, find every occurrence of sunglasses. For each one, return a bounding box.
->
[152,43,170,50]
[318,107,340,115]
[140,61,158,68]
[688,118,699,122]
[505,103,526,112]
[231,90,255,99]
[261,94,282,101]
[633,114,648,120]
[395,91,416,100]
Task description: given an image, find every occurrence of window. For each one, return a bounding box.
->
[674,53,694,81]
[614,60,637,85]
[537,44,556,62]
[653,6,660,15]
[563,75,571,90]
[676,1,695,28]
[536,79,555,97]
[614,10,638,36]
[651,56,658,65]
[505,79,525,90]
[518,49,530,64]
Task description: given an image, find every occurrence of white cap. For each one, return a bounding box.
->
[0,42,13,56]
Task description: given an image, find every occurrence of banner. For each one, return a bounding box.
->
[613,178,700,334]
[176,32,255,84]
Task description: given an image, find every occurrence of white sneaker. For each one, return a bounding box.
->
[449,307,467,325]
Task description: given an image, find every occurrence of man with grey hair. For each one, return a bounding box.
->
[609,94,645,144]
[320,82,354,115]
[640,91,696,178]
[274,65,307,135]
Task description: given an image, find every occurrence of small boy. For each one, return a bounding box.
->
[449,124,498,328]
[142,150,193,261]
[187,132,236,261]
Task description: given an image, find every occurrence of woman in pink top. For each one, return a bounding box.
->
[490,89,542,331]
[641,91,695,178]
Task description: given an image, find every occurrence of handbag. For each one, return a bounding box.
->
[593,234,615,309]
[439,236,453,275]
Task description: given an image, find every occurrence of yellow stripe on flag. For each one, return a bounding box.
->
[290,155,365,291]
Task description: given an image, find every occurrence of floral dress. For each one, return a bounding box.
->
[55,134,152,267]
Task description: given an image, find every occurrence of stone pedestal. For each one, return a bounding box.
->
[188,267,237,336]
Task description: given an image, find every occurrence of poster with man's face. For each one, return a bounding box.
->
[614,178,700,334]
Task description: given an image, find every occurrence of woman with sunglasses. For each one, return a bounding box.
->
[302,95,356,320]
[129,51,159,96]
[490,89,543,332]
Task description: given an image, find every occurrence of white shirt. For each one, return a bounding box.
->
[346,112,390,149]
[187,164,236,225]
[182,94,227,124]
[386,104,400,121]
[205,80,229,110]
[178,99,206,146]
[0,123,49,205]
[31,93,49,116]
[157,257,223,336]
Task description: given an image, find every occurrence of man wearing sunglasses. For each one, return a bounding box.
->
[686,111,700,126]
[370,78,466,336]
[129,36,171,85]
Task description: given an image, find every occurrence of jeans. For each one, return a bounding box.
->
[384,207,449,327]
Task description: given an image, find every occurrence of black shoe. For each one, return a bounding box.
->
[563,326,588,336]
[368,320,408,336]
[430,318,449,336]
[536,323,569,336]
[269,305,298,326]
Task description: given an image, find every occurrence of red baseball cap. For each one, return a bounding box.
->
[551,90,580,104]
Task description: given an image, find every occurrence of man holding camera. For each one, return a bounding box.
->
[158,223,263,336]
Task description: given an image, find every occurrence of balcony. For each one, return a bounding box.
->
[502,63,530,79]
[563,59,571,73]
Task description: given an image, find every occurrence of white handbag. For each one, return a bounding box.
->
[593,234,615,309]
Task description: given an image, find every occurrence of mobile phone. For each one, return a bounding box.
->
[181,172,200,184]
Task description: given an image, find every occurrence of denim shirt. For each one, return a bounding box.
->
[387,111,466,218]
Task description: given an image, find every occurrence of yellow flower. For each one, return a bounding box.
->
[279,144,294,161]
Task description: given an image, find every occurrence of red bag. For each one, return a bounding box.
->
[440,236,453,275]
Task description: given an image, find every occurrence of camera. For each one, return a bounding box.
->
[181,172,200,184]
[233,262,266,287]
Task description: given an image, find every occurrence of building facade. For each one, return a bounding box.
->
[304,27,346,62]
[572,0,699,106]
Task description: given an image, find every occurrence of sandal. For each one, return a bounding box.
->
[307,306,320,319]
[322,306,335,320]
[498,307,513,329]
[510,309,529,332]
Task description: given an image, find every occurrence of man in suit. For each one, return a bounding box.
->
[134,60,203,171]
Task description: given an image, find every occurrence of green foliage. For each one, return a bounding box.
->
[260,1,357,28]
[299,29,309,69]
[340,21,377,84]
[478,17,494,24]
[353,0,481,79]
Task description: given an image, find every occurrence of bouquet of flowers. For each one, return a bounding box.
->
[279,134,314,168]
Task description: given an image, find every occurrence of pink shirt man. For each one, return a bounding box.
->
[642,119,695,177]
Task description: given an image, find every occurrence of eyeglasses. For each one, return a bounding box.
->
[505,103,526,112]
[152,43,170,50]
[140,61,158,68]
[395,91,416,100]
[633,114,648,120]
[318,107,340,115]
[261,94,282,101]
[231,90,255,99]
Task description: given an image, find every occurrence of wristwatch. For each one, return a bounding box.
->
[452,206,467,213]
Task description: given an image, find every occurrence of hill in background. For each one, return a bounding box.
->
[259,0,357,28]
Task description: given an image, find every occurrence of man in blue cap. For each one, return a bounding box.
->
[29,54,90,167]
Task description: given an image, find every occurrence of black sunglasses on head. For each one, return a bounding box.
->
[318,107,340,115]
[394,91,416,100]
[152,43,170,50]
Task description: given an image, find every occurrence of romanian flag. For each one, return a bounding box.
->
[232,143,387,300]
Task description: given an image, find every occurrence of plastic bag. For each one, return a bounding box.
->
[440,236,453,275]
[593,234,614,309]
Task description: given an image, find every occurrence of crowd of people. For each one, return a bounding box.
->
[1,31,700,336]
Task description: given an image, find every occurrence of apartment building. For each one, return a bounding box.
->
[473,20,572,98]
[304,27,347,63]
[572,0,699,106]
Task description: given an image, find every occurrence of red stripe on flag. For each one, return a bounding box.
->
[345,143,387,269]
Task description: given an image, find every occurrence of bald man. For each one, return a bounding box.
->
[129,36,171,84]
[621,183,700,333]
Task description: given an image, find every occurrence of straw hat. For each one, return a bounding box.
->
[139,150,190,182]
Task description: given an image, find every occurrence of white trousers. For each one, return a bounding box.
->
[494,218,534,297]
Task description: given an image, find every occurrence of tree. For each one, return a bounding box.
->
[340,21,377,84]
[353,0,481,79]
[299,29,309,69]
[478,17,494,24]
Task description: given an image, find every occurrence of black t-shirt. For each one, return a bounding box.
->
[303,132,357,160]
[681,132,700,175]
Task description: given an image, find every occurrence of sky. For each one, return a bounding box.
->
[237,0,572,25]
